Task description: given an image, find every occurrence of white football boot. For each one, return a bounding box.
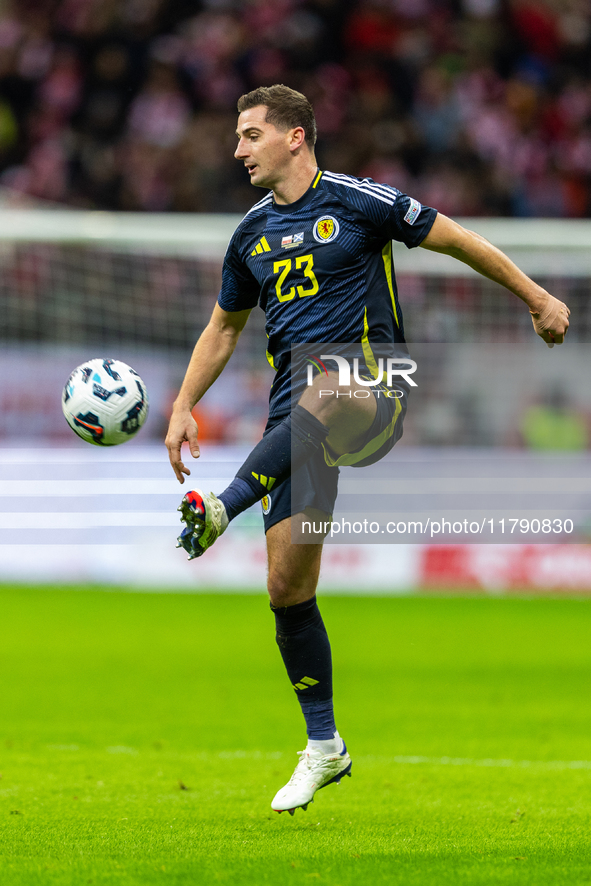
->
[176,489,229,559]
[271,733,352,815]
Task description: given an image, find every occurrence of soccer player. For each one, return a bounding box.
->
[165,85,569,815]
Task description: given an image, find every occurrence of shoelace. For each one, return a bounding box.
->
[289,748,336,785]
[288,750,316,784]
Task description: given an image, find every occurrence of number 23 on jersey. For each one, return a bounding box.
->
[273,254,319,303]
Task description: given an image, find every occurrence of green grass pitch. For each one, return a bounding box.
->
[1,587,590,886]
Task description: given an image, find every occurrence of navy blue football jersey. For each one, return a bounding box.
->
[217,170,437,418]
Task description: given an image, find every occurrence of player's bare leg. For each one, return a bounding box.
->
[266,513,352,814]
[266,510,324,607]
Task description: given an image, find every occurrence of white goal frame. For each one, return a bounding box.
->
[0,210,590,275]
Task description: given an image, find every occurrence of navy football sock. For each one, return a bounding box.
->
[219,405,329,521]
[271,595,336,741]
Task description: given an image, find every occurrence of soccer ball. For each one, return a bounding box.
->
[62,358,149,446]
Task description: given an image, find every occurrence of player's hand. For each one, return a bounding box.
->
[165,409,200,483]
[530,293,570,348]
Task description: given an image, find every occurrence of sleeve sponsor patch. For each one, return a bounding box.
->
[404,198,422,226]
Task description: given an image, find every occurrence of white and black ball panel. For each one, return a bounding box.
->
[62,358,149,446]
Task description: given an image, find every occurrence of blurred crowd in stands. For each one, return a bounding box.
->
[1,0,591,216]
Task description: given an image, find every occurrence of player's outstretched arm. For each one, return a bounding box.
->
[166,304,251,483]
[420,214,570,347]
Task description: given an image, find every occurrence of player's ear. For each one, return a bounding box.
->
[289,126,307,153]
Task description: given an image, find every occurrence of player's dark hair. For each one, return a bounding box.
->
[237,85,317,147]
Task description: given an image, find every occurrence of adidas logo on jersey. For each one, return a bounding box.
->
[251,236,271,256]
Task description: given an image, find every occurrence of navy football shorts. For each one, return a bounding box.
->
[261,383,407,532]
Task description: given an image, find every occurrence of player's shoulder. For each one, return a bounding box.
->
[234,192,274,234]
[320,171,401,209]
[225,192,273,260]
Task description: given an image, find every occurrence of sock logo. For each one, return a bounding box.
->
[261,494,272,515]
[293,676,319,691]
[252,472,276,490]
[251,236,271,256]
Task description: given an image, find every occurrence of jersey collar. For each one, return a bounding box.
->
[271,169,323,214]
